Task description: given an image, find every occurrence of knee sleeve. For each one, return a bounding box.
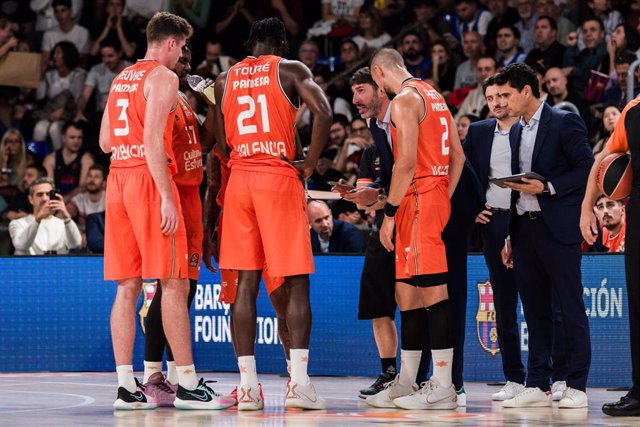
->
[426,299,453,350]
[400,308,428,351]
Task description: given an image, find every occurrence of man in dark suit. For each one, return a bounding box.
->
[499,63,594,408]
[466,76,568,402]
[308,200,364,253]
[464,80,526,400]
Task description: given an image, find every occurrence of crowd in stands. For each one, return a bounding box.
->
[0,0,634,255]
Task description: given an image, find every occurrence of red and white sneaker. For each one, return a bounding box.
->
[237,384,264,411]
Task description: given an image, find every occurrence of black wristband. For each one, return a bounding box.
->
[384,202,399,217]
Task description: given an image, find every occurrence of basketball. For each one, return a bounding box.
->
[597,153,633,200]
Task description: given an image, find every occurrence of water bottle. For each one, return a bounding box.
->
[186,74,216,104]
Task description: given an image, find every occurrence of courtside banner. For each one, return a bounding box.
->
[0,255,630,387]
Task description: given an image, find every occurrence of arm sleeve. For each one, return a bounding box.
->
[64,219,82,249]
[605,107,630,153]
[9,218,39,251]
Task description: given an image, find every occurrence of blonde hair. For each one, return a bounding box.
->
[0,129,27,186]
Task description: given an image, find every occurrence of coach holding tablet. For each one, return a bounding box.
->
[497,64,594,409]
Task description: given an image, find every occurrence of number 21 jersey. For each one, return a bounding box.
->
[221,55,298,176]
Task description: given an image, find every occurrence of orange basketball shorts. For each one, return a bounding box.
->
[104,166,188,281]
[219,168,314,277]
[395,181,450,287]
[217,265,284,305]
[177,185,203,280]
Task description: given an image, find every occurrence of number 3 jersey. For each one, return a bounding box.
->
[106,60,178,175]
[221,55,298,176]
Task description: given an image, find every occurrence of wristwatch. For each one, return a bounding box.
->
[377,188,387,203]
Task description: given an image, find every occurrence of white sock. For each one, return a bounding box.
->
[432,348,453,388]
[290,349,310,385]
[176,364,198,390]
[286,359,291,375]
[398,350,421,387]
[166,361,178,384]
[238,355,259,387]
[143,361,163,383]
[116,365,136,393]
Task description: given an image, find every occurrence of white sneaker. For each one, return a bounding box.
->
[503,387,552,408]
[558,387,588,408]
[237,384,264,411]
[365,375,417,408]
[456,387,466,407]
[491,381,525,401]
[285,381,326,410]
[551,381,567,401]
[393,377,458,410]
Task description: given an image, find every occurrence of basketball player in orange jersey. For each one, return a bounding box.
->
[202,148,292,406]
[581,97,640,416]
[212,18,332,410]
[100,12,231,410]
[366,48,465,410]
[140,42,234,408]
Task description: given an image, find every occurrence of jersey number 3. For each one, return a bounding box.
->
[237,94,270,135]
[114,98,130,137]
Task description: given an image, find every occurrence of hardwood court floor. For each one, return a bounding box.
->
[0,372,638,426]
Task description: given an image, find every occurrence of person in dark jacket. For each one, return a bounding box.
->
[308,200,364,253]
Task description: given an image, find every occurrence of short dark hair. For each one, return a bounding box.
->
[349,67,378,89]
[100,38,122,52]
[52,0,72,9]
[497,24,520,40]
[146,11,193,45]
[596,193,621,205]
[583,17,605,32]
[246,18,288,53]
[332,114,350,128]
[61,121,83,135]
[88,164,105,177]
[482,74,498,95]
[401,30,422,44]
[26,164,47,178]
[537,15,557,31]
[339,38,359,53]
[615,51,638,66]
[493,63,540,98]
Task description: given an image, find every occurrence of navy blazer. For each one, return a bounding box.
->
[310,219,365,254]
[508,103,594,245]
[463,118,498,197]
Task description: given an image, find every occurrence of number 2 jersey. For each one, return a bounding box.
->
[106,60,178,175]
[221,55,298,177]
[390,78,451,195]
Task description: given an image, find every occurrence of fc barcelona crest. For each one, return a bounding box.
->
[476,280,499,356]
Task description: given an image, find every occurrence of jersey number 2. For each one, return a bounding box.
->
[114,98,130,137]
[237,95,270,135]
[440,117,449,156]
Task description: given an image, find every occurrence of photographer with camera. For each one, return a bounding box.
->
[8,177,81,255]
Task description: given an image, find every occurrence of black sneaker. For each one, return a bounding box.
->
[174,378,236,410]
[113,378,158,410]
[359,372,395,399]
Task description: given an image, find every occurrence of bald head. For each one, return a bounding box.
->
[370,48,410,98]
[544,67,567,97]
[308,200,333,240]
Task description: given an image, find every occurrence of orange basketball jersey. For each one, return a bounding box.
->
[221,55,298,176]
[390,78,451,194]
[172,92,203,186]
[107,60,177,175]
[213,146,230,208]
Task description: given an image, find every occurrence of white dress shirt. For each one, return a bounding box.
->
[516,101,545,215]
[374,104,393,149]
[486,123,512,209]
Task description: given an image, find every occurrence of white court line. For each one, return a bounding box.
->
[0,391,95,414]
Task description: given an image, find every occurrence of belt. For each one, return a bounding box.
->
[490,207,510,214]
[522,211,542,220]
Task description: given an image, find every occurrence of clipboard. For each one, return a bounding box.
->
[489,172,547,189]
